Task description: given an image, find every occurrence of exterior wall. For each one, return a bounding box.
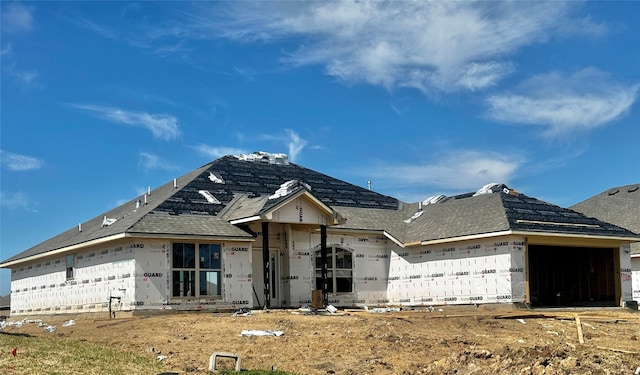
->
[284,228,394,307]
[10,240,136,316]
[270,196,329,225]
[9,238,254,316]
[619,244,633,303]
[387,236,526,306]
[137,240,253,312]
[632,256,640,303]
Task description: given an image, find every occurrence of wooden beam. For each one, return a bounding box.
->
[262,221,270,309]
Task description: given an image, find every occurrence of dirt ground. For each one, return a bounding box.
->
[4,305,640,374]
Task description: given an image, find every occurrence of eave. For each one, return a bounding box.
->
[0,232,255,268]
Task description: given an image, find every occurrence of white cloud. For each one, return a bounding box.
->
[1,43,12,56]
[71,104,181,141]
[284,129,307,163]
[1,3,34,34]
[0,150,43,171]
[0,191,37,212]
[486,68,639,137]
[363,150,522,200]
[193,144,247,159]
[257,129,308,162]
[5,63,42,89]
[201,1,595,93]
[138,152,177,171]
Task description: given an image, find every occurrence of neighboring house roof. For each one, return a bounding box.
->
[571,183,640,255]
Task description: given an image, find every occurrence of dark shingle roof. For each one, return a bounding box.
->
[373,189,639,245]
[571,183,640,254]
[2,151,636,267]
[1,153,398,265]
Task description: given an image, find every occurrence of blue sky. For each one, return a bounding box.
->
[1,1,639,295]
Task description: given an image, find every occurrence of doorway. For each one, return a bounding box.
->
[252,249,280,308]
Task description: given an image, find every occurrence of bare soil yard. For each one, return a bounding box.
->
[3,306,640,374]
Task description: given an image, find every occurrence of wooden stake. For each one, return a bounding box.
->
[574,313,584,344]
[596,346,638,355]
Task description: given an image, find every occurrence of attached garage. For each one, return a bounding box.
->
[528,245,617,307]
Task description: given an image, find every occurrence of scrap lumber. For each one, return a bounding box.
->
[574,314,584,344]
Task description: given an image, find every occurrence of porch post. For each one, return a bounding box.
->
[320,224,328,307]
[262,221,270,309]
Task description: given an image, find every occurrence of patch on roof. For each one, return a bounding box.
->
[208,172,224,184]
[422,195,446,205]
[101,216,117,227]
[235,151,289,165]
[198,190,221,204]
[404,210,424,223]
[473,183,509,196]
[269,180,311,200]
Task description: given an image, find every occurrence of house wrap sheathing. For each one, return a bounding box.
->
[1,152,638,316]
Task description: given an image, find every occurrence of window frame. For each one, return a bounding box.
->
[315,245,354,294]
[171,242,222,299]
[65,254,75,280]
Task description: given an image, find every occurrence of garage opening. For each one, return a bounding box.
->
[528,245,616,307]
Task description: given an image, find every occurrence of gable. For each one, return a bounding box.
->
[264,193,333,225]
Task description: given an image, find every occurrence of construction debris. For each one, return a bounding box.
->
[240,330,284,337]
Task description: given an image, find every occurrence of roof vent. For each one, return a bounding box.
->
[628,186,639,193]
[235,151,289,165]
[608,189,619,196]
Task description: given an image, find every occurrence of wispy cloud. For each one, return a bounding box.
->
[1,43,12,56]
[0,150,43,171]
[258,129,308,162]
[197,1,599,93]
[1,3,34,34]
[486,68,639,138]
[284,129,307,163]
[138,152,177,171]
[0,191,38,212]
[70,104,181,141]
[193,144,247,159]
[5,63,43,89]
[362,150,522,201]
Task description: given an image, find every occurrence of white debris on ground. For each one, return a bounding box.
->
[364,306,402,313]
[0,318,72,333]
[232,308,252,317]
[240,330,284,337]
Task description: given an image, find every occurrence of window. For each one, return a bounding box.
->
[315,246,353,293]
[66,255,75,280]
[172,243,221,298]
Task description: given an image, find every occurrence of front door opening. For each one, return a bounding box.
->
[529,245,616,307]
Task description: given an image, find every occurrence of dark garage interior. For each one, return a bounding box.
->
[528,245,617,307]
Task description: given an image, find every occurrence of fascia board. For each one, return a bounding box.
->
[511,231,640,243]
[0,233,128,268]
[229,215,262,225]
[383,231,406,248]
[415,230,513,247]
[0,231,257,269]
[126,233,255,241]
